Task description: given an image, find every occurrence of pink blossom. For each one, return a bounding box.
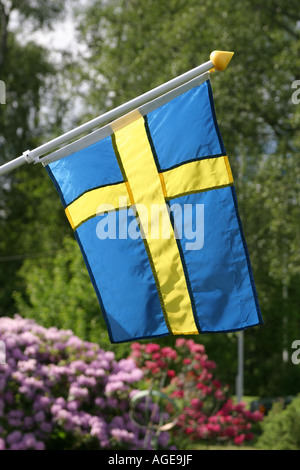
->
[6,431,22,445]
[33,396,51,410]
[34,441,46,450]
[9,442,23,450]
[18,359,37,372]
[56,409,69,421]
[67,400,80,411]
[77,375,97,387]
[34,411,45,422]
[214,389,224,400]
[145,360,158,370]
[111,428,134,442]
[145,343,160,354]
[161,347,177,360]
[171,390,184,398]
[183,358,192,365]
[251,410,264,421]
[4,391,14,404]
[105,381,125,393]
[234,434,246,445]
[187,341,205,354]
[55,397,66,406]
[39,422,52,434]
[0,316,172,451]
[69,384,89,399]
[175,338,186,347]
[167,370,176,378]
[207,423,221,433]
[224,426,238,437]
[24,416,34,429]
[190,398,202,408]
[22,433,37,449]
[94,397,106,408]
[185,427,194,434]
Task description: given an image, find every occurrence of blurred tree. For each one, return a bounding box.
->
[0,0,71,315]
[14,237,102,342]
[13,236,133,359]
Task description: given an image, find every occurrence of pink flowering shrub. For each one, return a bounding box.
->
[0,315,171,450]
[130,339,263,447]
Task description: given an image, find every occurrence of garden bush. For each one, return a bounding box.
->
[256,394,300,450]
[0,315,171,450]
[130,339,263,447]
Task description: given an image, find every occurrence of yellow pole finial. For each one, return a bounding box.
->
[210,50,234,71]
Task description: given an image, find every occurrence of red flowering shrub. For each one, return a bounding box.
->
[131,339,263,447]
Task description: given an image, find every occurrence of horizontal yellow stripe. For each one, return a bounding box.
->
[65,154,233,230]
[114,115,198,335]
[162,156,233,200]
[65,182,129,230]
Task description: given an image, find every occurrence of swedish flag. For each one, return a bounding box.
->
[46,74,262,343]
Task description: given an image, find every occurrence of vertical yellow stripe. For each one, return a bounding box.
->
[159,172,168,198]
[125,181,135,205]
[114,116,198,335]
[224,155,234,183]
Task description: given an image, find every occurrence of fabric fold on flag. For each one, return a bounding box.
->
[46,76,263,343]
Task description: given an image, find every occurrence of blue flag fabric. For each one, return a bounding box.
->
[46,77,263,343]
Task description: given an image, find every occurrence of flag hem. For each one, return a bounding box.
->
[230,186,264,326]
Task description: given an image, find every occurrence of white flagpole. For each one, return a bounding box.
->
[0,51,233,176]
[236,330,244,402]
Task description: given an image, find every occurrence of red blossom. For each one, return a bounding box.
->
[190,398,202,408]
[130,339,263,447]
[145,343,160,354]
[185,427,194,435]
[183,358,192,365]
[234,434,246,445]
[167,370,176,378]
[224,426,237,437]
[145,360,157,370]
[171,390,184,398]
[152,352,161,360]
[212,379,222,388]
[161,347,177,360]
[175,338,186,348]
[251,410,264,422]
[207,423,221,433]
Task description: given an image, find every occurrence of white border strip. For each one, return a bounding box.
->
[41,72,210,166]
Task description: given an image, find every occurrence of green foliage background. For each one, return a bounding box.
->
[1,0,300,397]
[257,394,300,449]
